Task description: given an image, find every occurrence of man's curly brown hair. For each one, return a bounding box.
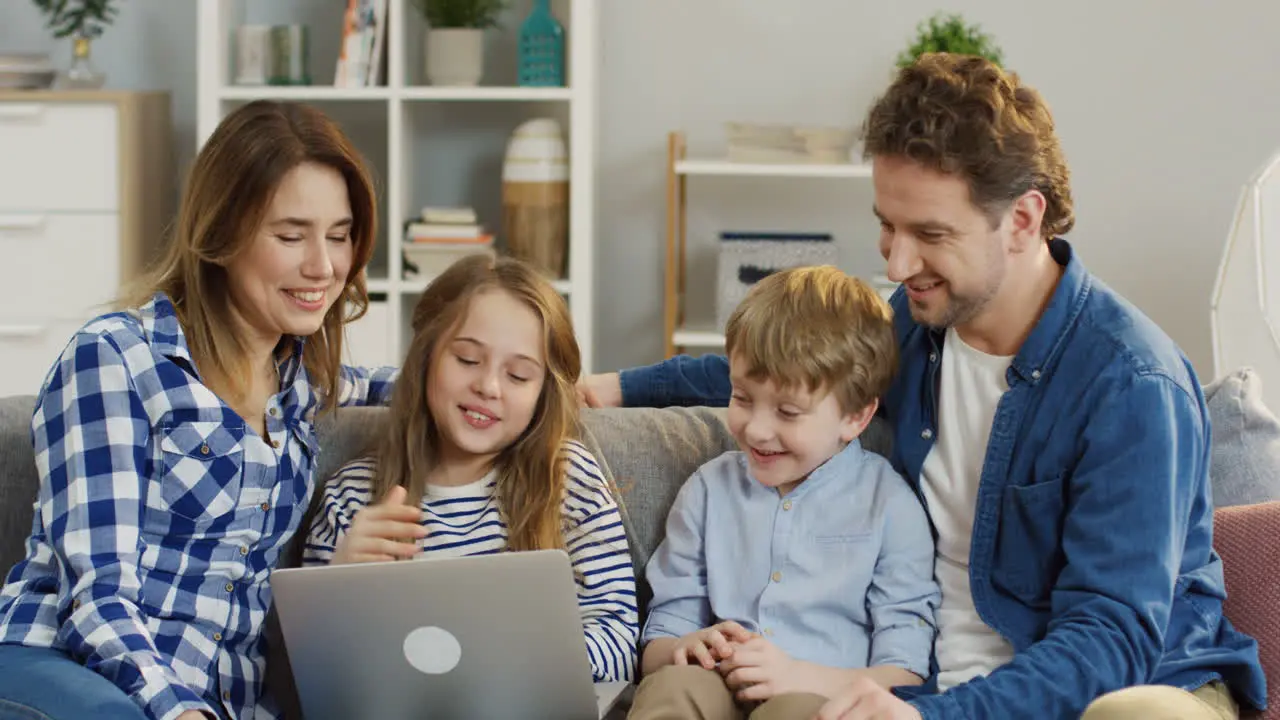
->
[862,52,1074,240]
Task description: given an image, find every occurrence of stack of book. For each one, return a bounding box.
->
[402,207,496,279]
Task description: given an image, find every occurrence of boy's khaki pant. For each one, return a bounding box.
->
[627,665,827,720]
[1081,681,1239,720]
[629,668,1240,720]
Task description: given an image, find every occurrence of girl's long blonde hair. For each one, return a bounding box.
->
[372,254,582,551]
[120,100,378,412]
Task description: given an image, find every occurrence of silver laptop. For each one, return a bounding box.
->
[271,549,630,720]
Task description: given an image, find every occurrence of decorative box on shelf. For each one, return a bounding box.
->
[716,231,837,330]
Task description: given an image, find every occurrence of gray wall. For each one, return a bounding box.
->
[5,0,1280,379]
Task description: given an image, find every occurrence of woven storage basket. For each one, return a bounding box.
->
[716,232,836,330]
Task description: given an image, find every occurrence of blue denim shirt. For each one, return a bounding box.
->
[642,441,940,678]
[619,239,1267,718]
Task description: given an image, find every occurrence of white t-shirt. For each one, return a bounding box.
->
[920,327,1017,690]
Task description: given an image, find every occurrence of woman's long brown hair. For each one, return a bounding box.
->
[371,254,582,551]
[120,100,378,412]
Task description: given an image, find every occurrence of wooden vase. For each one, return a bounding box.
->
[501,119,568,278]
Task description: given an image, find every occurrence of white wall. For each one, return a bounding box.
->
[5,0,1280,379]
[595,0,1280,379]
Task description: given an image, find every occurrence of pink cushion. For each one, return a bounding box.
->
[1215,501,1280,719]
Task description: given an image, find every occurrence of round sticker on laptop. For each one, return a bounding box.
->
[403,626,462,675]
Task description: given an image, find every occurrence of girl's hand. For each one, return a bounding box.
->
[332,486,427,564]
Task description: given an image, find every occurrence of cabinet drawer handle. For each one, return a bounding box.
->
[0,104,44,120]
[0,215,46,231]
[0,325,46,338]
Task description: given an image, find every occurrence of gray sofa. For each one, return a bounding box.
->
[0,366,1278,716]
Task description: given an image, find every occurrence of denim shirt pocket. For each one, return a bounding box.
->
[991,477,1067,607]
[156,419,246,522]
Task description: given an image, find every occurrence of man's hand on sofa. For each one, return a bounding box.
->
[577,373,623,408]
[331,486,428,564]
[814,677,923,720]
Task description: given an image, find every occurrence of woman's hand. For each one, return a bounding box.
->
[332,485,427,564]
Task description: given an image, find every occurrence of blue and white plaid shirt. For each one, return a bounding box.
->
[0,293,397,720]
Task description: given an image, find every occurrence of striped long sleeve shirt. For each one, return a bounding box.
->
[0,292,398,720]
[303,441,639,683]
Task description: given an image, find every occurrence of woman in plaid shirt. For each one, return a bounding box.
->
[0,101,397,720]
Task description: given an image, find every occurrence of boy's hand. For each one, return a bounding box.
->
[332,486,428,564]
[671,620,757,669]
[718,636,809,701]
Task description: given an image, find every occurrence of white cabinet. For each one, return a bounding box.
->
[0,91,173,398]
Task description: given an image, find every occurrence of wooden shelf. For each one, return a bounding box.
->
[217,85,573,103]
[675,159,872,178]
[399,86,575,102]
[673,328,726,348]
[400,277,571,295]
[218,86,392,101]
[663,132,877,359]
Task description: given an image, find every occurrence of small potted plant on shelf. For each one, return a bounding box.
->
[412,0,507,87]
[896,12,1004,68]
[31,0,119,88]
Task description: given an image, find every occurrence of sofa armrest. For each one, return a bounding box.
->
[1214,501,1280,718]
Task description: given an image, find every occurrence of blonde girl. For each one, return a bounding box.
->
[304,254,637,683]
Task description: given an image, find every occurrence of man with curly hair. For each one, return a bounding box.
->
[580,53,1266,720]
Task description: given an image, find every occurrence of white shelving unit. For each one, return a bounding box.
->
[196,0,598,373]
[663,131,885,357]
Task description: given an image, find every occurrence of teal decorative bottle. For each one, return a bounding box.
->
[517,0,564,87]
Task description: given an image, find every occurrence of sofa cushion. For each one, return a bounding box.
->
[1213,501,1280,718]
[1205,367,1280,508]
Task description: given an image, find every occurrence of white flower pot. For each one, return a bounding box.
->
[425,29,484,87]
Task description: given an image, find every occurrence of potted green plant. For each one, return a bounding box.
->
[896,12,1004,68]
[412,0,507,86]
[31,0,119,88]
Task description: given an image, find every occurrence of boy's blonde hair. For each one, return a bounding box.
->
[725,265,897,414]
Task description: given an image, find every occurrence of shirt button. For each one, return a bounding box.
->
[200,444,210,455]
[72,599,81,610]
[771,571,782,583]
[1031,369,1042,380]
[929,352,938,362]
[239,546,249,556]
[225,583,235,593]
[270,439,280,449]
[213,632,222,642]
[261,502,271,512]
[782,501,792,511]
[921,428,934,440]
[222,690,231,701]
[269,407,279,417]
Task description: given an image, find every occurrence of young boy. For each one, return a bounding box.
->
[627,265,940,720]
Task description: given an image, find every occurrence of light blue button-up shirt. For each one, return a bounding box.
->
[641,439,940,678]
